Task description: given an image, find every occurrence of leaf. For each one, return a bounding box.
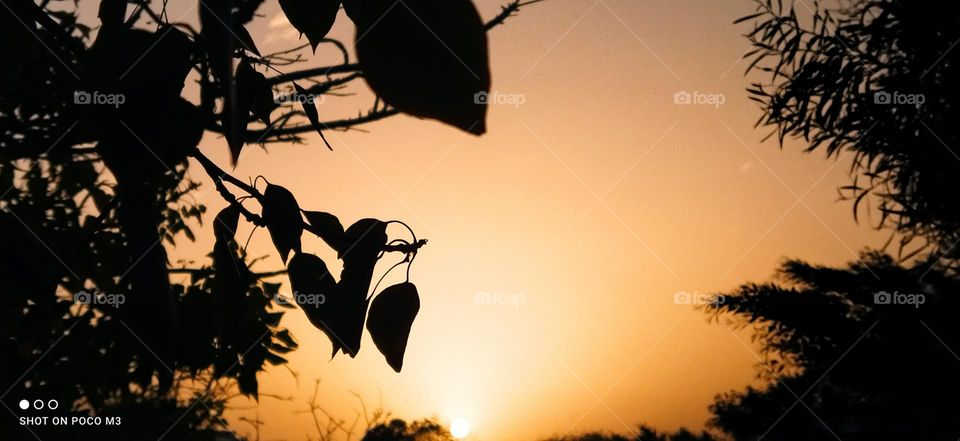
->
[237,369,259,400]
[237,62,276,125]
[213,205,240,243]
[98,0,127,27]
[293,82,332,150]
[287,253,341,354]
[278,0,341,52]
[334,219,387,357]
[262,184,303,263]
[367,282,420,372]
[349,0,490,135]
[235,24,262,56]
[303,210,345,252]
[340,218,387,261]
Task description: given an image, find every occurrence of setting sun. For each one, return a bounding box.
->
[450,417,471,439]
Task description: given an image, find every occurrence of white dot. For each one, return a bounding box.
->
[18,400,29,410]
[450,417,470,439]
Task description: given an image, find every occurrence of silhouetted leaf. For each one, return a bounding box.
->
[262,184,303,263]
[237,62,276,125]
[237,369,259,400]
[97,0,126,27]
[278,0,341,52]
[348,0,490,134]
[334,218,387,357]
[303,210,345,252]
[287,253,341,355]
[213,205,240,243]
[293,82,332,150]
[367,282,420,372]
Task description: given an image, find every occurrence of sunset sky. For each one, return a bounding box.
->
[78,0,889,439]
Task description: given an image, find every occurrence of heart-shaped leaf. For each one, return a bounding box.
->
[367,282,420,372]
[261,184,303,263]
[303,210,345,252]
[278,0,341,52]
[349,0,490,134]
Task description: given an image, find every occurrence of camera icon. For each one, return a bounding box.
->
[473,91,488,105]
[274,294,292,306]
[874,291,891,304]
[874,91,891,105]
[673,291,691,304]
[673,91,692,105]
[74,91,91,105]
[74,291,92,304]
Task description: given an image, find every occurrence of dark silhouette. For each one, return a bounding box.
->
[1,0,535,438]
[741,0,960,262]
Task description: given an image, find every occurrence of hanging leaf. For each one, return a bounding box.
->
[334,218,387,357]
[293,82,332,150]
[262,184,303,263]
[237,62,276,125]
[303,210,345,252]
[287,253,341,355]
[234,24,261,56]
[278,0,341,52]
[367,282,420,372]
[349,0,490,135]
[213,205,240,243]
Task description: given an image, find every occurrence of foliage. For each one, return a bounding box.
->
[741,0,960,261]
[1,0,535,437]
[704,252,960,440]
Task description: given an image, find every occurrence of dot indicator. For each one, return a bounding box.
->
[18,400,29,410]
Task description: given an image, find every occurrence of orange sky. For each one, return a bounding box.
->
[76,0,889,439]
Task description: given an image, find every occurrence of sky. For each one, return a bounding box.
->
[93,0,889,439]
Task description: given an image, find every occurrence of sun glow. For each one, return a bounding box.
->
[450,417,470,439]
